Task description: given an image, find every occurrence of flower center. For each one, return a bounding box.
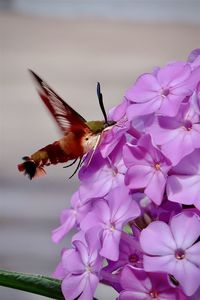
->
[108,222,116,232]
[175,248,185,260]
[154,162,161,170]
[129,253,139,264]
[85,264,92,274]
[183,120,192,131]
[149,290,159,298]
[112,165,118,176]
[161,88,170,98]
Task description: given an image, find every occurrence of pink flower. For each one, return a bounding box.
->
[167,149,200,209]
[52,190,91,243]
[147,99,200,165]
[81,187,140,261]
[61,229,102,300]
[140,212,200,296]
[126,61,199,118]
[188,48,200,69]
[100,98,130,158]
[118,266,184,300]
[79,146,126,202]
[104,232,143,273]
[124,134,171,205]
[52,49,200,300]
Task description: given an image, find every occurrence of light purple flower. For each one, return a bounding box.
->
[146,99,200,165]
[53,248,66,280]
[124,134,171,205]
[81,186,141,261]
[140,212,200,296]
[191,83,200,116]
[126,61,200,119]
[167,149,200,209]
[104,232,143,273]
[188,48,200,63]
[52,49,200,300]
[100,125,127,158]
[99,98,130,158]
[61,228,102,300]
[188,48,200,69]
[189,287,200,300]
[118,266,184,300]
[52,190,91,243]
[79,146,126,202]
[132,192,181,225]
[108,98,130,122]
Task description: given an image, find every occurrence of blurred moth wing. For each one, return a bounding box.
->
[18,70,113,179]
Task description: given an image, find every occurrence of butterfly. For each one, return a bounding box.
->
[17,70,115,179]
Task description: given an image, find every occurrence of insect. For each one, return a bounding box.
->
[17,70,115,179]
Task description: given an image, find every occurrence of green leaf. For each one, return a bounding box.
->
[0,269,64,299]
[123,224,132,234]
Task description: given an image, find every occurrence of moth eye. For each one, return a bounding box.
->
[85,138,89,141]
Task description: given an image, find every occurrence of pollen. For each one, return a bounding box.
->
[108,223,116,232]
[154,163,161,170]
[86,264,92,274]
[149,290,159,298]
[112,166,118,176]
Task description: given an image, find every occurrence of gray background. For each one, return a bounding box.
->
[0,1,200,299]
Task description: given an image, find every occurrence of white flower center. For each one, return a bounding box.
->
[85,264,92,274]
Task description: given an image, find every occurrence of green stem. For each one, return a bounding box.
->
[0,269,64,299]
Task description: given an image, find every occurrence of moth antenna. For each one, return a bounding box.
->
[68,157,83,179]
[63,158,78,168]
[97,82,108,125]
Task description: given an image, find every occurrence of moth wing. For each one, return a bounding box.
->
[29,70,91,134]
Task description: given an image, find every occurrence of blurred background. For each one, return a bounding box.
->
[0,0,199,299]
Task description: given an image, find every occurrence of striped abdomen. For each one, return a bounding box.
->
[18,140,80,179]
[18,130,100,179]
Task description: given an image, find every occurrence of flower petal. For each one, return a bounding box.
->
[62,273,86,300]
[170,212,200,249]
[143,254,176,274]
[126,73,161,103]
[140,221,176,255]
[100,229,121,261]
[120,266,151,293]
[186,242,200,266]
[167,174,200,207]
[173,259,200,296]
[62,248,85,273]
[79,273,99,300]
[125,165,153,188]
[119,290,148,300]
[145,170,166,205]
[52,214,76,243]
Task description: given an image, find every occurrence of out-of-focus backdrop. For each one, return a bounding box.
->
[0,1,199,299]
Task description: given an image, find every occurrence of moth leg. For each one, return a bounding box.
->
[68,157,83,179]
[63,158,78,168]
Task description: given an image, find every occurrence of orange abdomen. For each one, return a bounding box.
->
[17,136,83,179]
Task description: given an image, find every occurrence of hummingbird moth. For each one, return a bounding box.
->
[17,70,115,179]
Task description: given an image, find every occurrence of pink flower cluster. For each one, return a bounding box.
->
[52,49,200,300]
